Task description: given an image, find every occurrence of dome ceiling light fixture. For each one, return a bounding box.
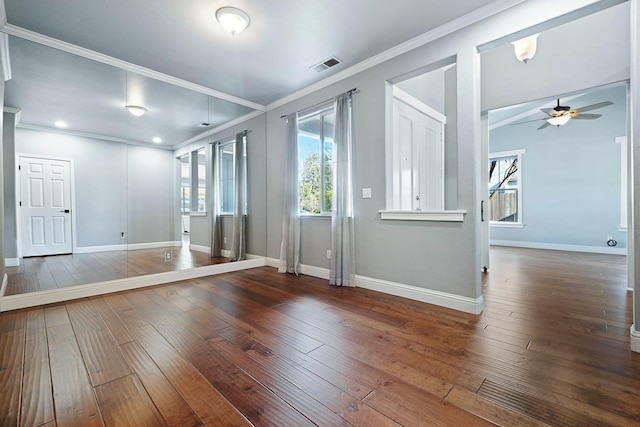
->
[126,105,148,117]
[511,34,539,64]
[216,7,250,36]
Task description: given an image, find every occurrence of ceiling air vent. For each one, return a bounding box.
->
[310,56,341,72]
[199,122,211,127]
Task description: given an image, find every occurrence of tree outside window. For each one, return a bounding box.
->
[298,105,335,214]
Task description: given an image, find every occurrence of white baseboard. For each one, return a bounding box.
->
[190,244,211,254]
[75,244,128,253]
[127,241,183,250]
[75,241,183,254]
[1,273,7,297]
[491,240,627,255]
[0,258,267,312]
[631,325,640,353]
[355,275,483,315]
[265,257,482,314]
[5,258,20,267]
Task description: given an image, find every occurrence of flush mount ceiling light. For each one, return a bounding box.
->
[511,34,539,64]
[54,120,68,128]
[216,7,250,35]
[126,105,147,117]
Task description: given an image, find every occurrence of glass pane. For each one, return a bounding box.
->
[489,156,518,222]
[299,114,322,214]
[220,143,235,213]
[323,113,335,213]
[197,148,206,212]
[179,154,190,213]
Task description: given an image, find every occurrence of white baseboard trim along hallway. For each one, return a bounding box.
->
[266,257,483,314]
[490,240,627,255]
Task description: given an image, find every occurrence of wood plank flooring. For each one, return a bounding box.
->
[5,242,229,296]
[1,246,638,426]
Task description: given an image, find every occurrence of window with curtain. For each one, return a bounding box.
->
[196,147,206,212]
[297,103,335,214]
[217,136,247,215]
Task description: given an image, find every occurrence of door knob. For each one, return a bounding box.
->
[59,209,70,213]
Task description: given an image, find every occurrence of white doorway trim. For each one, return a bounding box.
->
[16,153,77,258]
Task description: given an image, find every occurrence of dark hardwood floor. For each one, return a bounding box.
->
[1,247,638,426]
[5,239,229,296]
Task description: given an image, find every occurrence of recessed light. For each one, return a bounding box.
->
[54,121,68,128]
[152,137,162,144]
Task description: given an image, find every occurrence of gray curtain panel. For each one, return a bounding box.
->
[210,142,222,257]
[330,92,355,286]
[279,113,301,274]
[231,132,247,261]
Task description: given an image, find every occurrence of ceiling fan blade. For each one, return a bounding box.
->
[575,101,613,113]
[572,113,602,120]
[537,121,552,130]
[540,108,553,114]
[510,117,547,126]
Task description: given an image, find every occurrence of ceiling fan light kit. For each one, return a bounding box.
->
[546,114,571,126]
[511,98,613,130]
[512,34,539,63]
[216,7,250,35]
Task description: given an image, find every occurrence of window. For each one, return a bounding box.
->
[196,147,206,212]
[179,154,190,214]
[216,136,247,215]
[298,103,335,214]
[489,149,524,224]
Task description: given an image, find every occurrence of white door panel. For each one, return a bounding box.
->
[20,157,73,256]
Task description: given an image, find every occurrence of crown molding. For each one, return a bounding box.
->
[18,123,173,150]
[172,109,264,150]
[1,23,267,112]
[0,31,10,80]
[266,0,526,110]
[0,0,6,30]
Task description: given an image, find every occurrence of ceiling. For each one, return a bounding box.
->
[0,0,517,148]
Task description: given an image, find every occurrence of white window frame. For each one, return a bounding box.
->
[616,135,628,231]
[216,136,247,216]
[489,149,525,228]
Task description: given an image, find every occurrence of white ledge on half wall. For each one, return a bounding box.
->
[379,210,466,222]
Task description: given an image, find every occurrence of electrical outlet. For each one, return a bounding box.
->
[362,188,372,199]
[120,232,125,238]
[326,249,331,259]
[164,250,172,262]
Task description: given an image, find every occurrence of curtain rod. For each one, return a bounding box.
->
[280,88,359,119]
[209,129,250,145]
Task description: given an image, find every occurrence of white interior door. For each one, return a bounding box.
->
[393,96,444,210]
[19,156,73,256]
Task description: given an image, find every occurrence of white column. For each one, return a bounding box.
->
[630,0,640,353]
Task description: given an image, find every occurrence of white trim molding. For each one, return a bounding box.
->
[1,273,7,297]
[631,325,640,353]
[4,258,19,267]
[356,275,483,315]
[491,240,627,255]
[266,258,482,314]
[1,32,11,81]
[0,258,265,312]
[75,241,183,254]
[379,210,466,222]
[190,244,211,254]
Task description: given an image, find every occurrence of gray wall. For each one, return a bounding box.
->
[0,78,5,278]
[127,145,175,244]
[489,85,628,249]
[15,128,175,248]
[3,112,16,258]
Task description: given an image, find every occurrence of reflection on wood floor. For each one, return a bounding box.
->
[0,246,637,426]
[5,240,229,296]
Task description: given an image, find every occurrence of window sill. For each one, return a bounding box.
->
[190,211,207,217]
[301,214,332,219]
[379,210,466,222]
[489,222,524,228]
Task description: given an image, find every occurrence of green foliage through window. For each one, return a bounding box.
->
[298,105,335,214]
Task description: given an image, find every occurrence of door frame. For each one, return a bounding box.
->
[16,153,77,258]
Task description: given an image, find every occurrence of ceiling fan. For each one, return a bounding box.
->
[511,98,613,130]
